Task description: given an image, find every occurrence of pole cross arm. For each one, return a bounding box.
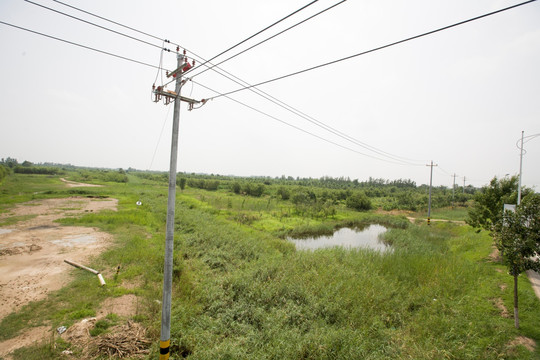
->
[166,62,192,78]
[152,86,203,108]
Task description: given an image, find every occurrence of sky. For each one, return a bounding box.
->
[0,0,539,188]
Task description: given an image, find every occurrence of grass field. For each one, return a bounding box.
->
[0,173,539,359]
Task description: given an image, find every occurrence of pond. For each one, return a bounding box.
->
[288,224,390,251]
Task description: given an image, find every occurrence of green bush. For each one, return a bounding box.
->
[13,165,61,175]
[346,192,372,211]
[0,164,9,182]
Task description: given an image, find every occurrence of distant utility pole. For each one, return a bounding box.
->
[452,173,458,208]
[463,176,466,194]
[153,48,203,360]
[426,161,437,225]
[517,130,524,206]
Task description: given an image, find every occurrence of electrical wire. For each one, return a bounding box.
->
[191,0,320,74]
[437,166,453,177]
[147,105,173,171]
[188,65,426,165]
[188,0,347,79]
[43,0,411,164]
[24,0,171,52]
[153,41,165,86]
[0,20,164,70]
[52,0,176,46]
[206,0,538,100]
[192,80,419,166]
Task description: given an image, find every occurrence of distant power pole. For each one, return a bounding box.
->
[452,173,458,208]
[463,176,466,194]
[153,48,204,360]
[426,161,438,225]
[517,130,524,206]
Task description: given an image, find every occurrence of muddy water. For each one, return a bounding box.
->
[289,224,389,251]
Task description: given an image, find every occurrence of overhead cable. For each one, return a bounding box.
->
[52,0,176,46]
[207,0,537,100]
[188,0,347,79]
[190,0,320,74]
[24,0,170,51]
[0,20,163,70]
[192,80,417,166]
[47,0,401,165]
[188,65,425,165]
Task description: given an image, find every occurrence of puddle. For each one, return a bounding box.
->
[289,224,389,251]
[0,228,14,235]
[50,235,97,247]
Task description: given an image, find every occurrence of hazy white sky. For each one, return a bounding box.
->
[1,0,539,188]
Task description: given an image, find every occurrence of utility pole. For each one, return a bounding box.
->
[517,130,524,206]
[452,173,458,208]
[463,176,466,194]
[153,48,203,360]
[426,161,437,225]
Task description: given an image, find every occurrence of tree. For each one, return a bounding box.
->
[177,177,186,191]
[346,192,372,211]
[493,194,540,328]
[276,186,290,200]
[467,176,522,231]
[0,157,18,168]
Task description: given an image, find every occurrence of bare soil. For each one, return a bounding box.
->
[0,196,118,358]
[60,178,104,188]
[508,335,537,353]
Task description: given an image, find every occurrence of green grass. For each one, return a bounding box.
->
[411,206,469,222]
[0,173,539,359]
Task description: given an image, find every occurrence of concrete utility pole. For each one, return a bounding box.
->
[426,161,437,225]
[463,176,466,194]
[517,130,524,206]
[152,48,203,360]
[159,51,183,360]
[452,173,458,208]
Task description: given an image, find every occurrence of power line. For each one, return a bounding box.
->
[190,0,320,74]
[45,0,402,164]
[24,0,171,52]
[9,1,406,165]
[188,0,347,79]
[207,0,537,100]
[192,79,419,166]
[190,65,425,165]
[0,20,163,70]
[52,0,176,46]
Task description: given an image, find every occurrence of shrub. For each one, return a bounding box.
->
[346,192,372,211]
[0,164,9,182]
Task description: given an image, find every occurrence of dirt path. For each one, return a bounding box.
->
[60,178,103,188]
[0,197,118,320]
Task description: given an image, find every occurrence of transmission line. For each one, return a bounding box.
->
[189,64,425,165]
[192,80,418,166]
[188,0,347,79]
[190,0,320,74]
[24,0,171,52]
[206,0,537,100]
[41,0,403,163]
[52,0,177,46]
[0,20,162,70]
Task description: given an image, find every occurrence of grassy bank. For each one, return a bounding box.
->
[0,174,539,359]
